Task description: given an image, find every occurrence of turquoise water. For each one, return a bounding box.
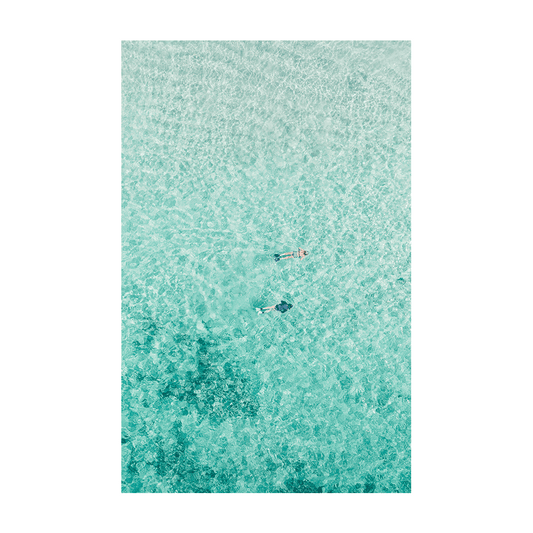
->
[122,41,410,493]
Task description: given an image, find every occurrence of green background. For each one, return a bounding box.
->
[1,1,531,531]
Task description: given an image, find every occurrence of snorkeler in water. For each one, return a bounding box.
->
[274,248,308,262]
[257,301,293,314]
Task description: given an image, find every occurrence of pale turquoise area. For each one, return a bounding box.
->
[122,41,410,493]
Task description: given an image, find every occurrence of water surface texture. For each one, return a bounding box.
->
[122,41,411,493]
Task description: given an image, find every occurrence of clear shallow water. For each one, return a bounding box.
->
[122,41,411,493]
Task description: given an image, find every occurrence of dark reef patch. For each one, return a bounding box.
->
[399,471,411,492]
[363,474,376,493]
[122,322,262,492]
[283,478,323,493]
[177,338,260,422]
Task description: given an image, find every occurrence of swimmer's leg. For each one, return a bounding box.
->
[256,306,275,314]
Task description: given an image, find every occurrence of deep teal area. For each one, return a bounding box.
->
[122,41,410,493]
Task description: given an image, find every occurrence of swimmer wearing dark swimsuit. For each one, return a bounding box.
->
[274,248,308,262]
[257,301,293,314]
